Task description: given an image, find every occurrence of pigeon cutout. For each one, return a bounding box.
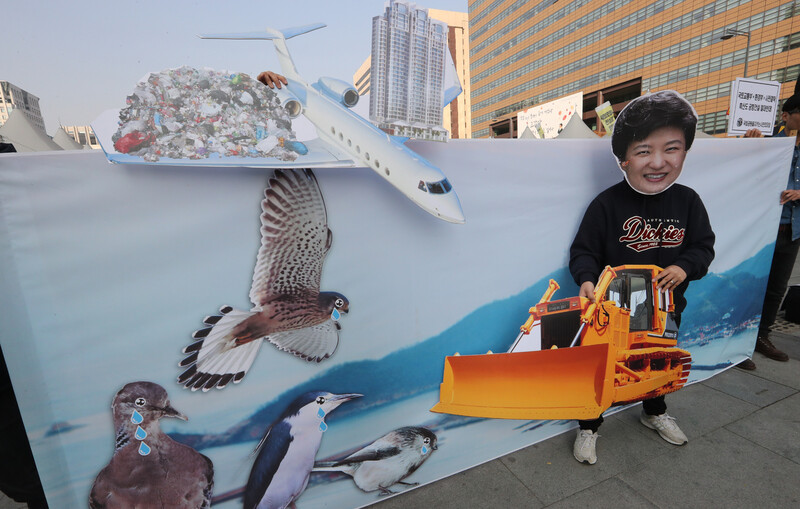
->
[89,382,213,508]
[244,391,362,509]
[179,169,349,391]
[313,426,437,495]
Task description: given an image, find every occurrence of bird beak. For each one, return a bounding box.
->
[329,393,362,403]
[162,403,188,421]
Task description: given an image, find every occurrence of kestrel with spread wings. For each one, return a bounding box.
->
[178,169,348,391]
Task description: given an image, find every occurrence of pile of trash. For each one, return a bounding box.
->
[112,66,305,162]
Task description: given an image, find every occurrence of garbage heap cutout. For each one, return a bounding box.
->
[113,66,304,162]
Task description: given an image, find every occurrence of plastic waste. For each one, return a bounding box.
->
[112,66,302,162]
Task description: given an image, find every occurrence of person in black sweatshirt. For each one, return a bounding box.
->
[569,90,715,465]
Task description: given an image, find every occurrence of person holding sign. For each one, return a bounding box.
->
[569,91,715,464]
[739,95,800,369]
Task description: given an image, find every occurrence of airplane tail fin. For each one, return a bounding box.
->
[199,23,326,82]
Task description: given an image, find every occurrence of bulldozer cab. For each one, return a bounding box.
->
[537,267,678,350]
[605,269,651,332]
[601,267,679,340]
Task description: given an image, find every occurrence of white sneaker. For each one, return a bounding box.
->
[573,429,598,464]
[639,411,688,445]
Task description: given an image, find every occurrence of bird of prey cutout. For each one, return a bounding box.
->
[178,169,348,391]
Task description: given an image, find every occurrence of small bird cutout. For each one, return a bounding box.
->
[313,426,438,495]
[178,169,349,391]
[89,381,214,508]
[244,391,361,509]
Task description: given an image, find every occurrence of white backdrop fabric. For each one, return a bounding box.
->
[0,136,792,508]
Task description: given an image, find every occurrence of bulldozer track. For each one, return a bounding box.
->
[634,378,689,402]
[618,347,691,363]
[615,347,692,405]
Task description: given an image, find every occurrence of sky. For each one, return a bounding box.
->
[2,0,468,134]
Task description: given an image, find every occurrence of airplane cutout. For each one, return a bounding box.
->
[92,23,465,224]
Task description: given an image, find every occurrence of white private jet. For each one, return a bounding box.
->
[198,23,464,224]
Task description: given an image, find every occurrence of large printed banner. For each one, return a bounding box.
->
[517,92,582,138]
[0,137,792,508]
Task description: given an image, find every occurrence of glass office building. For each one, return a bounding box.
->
[469,0,800,137]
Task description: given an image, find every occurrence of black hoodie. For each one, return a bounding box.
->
[569,180,715,314]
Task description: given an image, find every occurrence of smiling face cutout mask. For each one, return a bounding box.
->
[611,90,698,195]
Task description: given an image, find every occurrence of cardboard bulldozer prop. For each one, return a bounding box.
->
[430,265,691,420]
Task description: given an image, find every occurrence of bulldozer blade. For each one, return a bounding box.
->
[431,344,615,420]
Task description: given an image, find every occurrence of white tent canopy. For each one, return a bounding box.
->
[556,112,599,139]
[0,109,61,152]
[53,128,84,150]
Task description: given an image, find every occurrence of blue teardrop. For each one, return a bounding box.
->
[138,442,151,456]
[422,446,428,455]
[135,426,147,441]
[317,407,326,419]
[130,410,143,424]
[331,309,340,321]
[319,421,328,432]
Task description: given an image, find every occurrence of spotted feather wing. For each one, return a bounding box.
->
[250,169,331,307]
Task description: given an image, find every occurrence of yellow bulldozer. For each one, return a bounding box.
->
[430,265,691,421]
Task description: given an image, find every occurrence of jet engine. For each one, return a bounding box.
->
[272,87,303,118]
[315,77,359,108]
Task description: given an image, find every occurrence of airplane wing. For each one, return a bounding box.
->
[91,62,359,169]
[93,108,354,168]
[92,109,354,168]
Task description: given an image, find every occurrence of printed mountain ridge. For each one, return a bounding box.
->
[170,243,773,450]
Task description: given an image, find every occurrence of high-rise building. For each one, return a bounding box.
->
[0,81,46,133]
[370,0,449,141]
[355,5,473,138]
[469,0,800,138]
